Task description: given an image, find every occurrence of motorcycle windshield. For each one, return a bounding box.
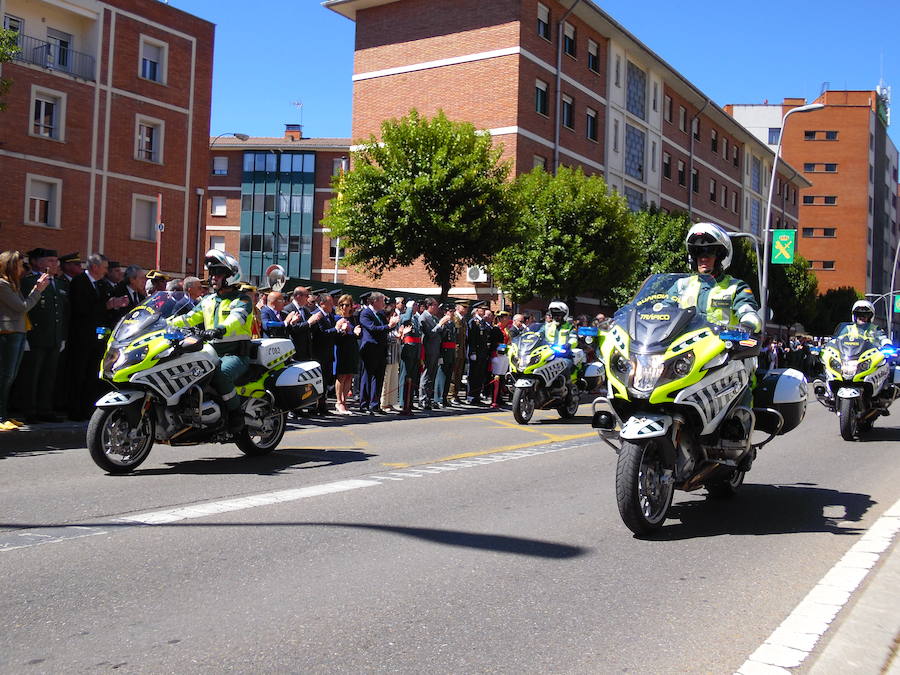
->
[111,291,193,344]
[613,273,707,352]
[831,324,874,360]
[514,331,549,354]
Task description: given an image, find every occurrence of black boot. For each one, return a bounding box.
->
[227,408,245,434]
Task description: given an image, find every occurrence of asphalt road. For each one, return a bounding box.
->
[2,401,899,673]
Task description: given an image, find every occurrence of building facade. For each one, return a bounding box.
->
[323,0,809,299]
[205,127,351,286]
[0,0,213,275]
[729,92,899,305]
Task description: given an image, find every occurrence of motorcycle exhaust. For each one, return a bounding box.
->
[681,463,721,492]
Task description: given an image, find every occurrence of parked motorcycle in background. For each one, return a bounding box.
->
[812,325,899,440]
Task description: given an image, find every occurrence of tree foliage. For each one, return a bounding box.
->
[323,109,518,299]
[490,166,639,306]
[807,286,862,336]
[0,28,17,112]
[631,207,692,278]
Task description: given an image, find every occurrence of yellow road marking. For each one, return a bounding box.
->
[383,462,410,468]
[435,432,595,463]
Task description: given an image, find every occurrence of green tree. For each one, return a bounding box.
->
[0,28,18,111]
[323,109,518,300]
[807,286,862,336]
[490,166,639,306]
[631,206,692,277]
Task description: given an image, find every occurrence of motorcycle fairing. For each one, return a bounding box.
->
[837,387,861,399]
[130,352,218,405]
[619,413,672,440]
[673,360,749,435]
[95,389,145,407]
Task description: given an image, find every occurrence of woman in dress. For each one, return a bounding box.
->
[332,293,361,414]
[0,251,51,431]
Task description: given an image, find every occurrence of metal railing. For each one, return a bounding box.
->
[10,34,96,81]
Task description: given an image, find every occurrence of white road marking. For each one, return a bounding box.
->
[2,437,595,551]
[737,496,900,673]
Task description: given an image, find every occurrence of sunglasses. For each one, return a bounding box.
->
[339,302,352,307]
[690,245,720,257]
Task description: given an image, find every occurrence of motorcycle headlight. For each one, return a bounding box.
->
[671,352,694,377]
[102,347,121,376]
[856,359,870,374]
[612,352,631,376]
[829,356,841,372]
[633,354,665,393]
[842,360,858,379]
[104,345,149,376]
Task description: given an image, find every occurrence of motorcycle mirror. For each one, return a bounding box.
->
[265,264,288,293]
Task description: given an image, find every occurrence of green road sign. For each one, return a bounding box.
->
[771,229,796,264]
[894,294,900,313]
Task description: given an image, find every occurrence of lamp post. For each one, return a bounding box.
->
[201,132,249,273]
[888,229,900,343]
[760,103,824,341]
[333,156,349,283]
[211,132,250,145]
[865,291,900,340]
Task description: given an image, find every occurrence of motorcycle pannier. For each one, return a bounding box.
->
[273,360,324,410]
[753,368,808,435]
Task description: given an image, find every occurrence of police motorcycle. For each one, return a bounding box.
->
[507,303,604,424]
[813,324,899,441]
[590,273,807,535]
[87,266,324,473]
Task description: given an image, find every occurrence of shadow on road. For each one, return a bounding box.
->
[857,425,900,442]
[647,483,876,541]
[535,415,593,425]
[129,448,376,477]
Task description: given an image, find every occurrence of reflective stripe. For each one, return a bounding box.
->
[221,390,236,401]
[678,275,742,327]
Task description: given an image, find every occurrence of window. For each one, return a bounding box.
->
[626,62,647,120]
[825,130,838,140]
[329,238,346,260]
[562,95,574,129]
[664,95,672,123]
[731,191,738,213]
[535,80,548,116]
[691,117,700,141]
[624,124,645,180]
[209,235,225,251]
[721,185,727,207]
[662,152,671,180]
[768,128,781,145]
[751,156,761,192]
[691,168,698,193]
[802,195,814,205]
[678,106,687,133]
[711,129,717,153]
[624,186,644,212]
[613,119,619,152]
[722,137,728,161]
[750,199,761,235]
[212,156,228,175]
[732,146,739,167]
[803,162,815,172]
[651,141,657,172]
[135,115,164,163]
[533,155,547,170]
[709,178,716,201]
[563,22,576,57]
[587,40,599,72]
[3,14,23,33]
[139,36,167,84]
[652,82,658,112]
[30,86,65,141]
[826,195,837,205]
[811,260,836,270]
[614,55,621,87]
[46,28,72,71]
[824,228,836,237]
[537,3,550,40]
[804,130,816,140]
[25,175,61,228]
[677,160,685,186]
[210,196,227,216]
[586,108,597,141]
[802,228,814,237]
[131,195,158,241]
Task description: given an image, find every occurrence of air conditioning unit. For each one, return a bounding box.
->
[466,265,488,283]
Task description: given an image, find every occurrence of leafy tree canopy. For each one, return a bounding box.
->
[808,286,862,336]
[491,166,639,306]
[0,28,18,111]
[323,109,518,299]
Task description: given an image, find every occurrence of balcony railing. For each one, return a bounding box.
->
[10,34,96,81]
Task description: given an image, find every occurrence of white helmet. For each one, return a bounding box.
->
[548,300,569,321]
[685,222,733,271]
[204,249,242,287]
[851,300,875,323]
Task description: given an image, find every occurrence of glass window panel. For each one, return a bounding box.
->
[303,154,315,173]
[243,153,255,172]
[280,154,293,172]
[265,153,276,172]
[254,153,266,171]
[292,154,305,172]
[625,62,647,120]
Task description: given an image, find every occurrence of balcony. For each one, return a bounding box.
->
[10,33,95,81]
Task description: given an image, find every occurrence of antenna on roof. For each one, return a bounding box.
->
[291,100,303,126]
[820,82,830,95]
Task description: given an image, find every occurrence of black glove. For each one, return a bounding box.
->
[200,327,225,341]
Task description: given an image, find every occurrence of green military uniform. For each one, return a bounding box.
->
[169,287,253,412]
[675,273,761,332]
[542,320,579,348]
[837,322,891,348]
[18,273,69,421]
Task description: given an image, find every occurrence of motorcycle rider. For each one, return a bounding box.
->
[835,300,891,347]
[541,301,579,349]
[167,250,253,434]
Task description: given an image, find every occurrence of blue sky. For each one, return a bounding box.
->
[170,0,900,146]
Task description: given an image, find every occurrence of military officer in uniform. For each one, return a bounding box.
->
[17,248,69,423]
[466,301,492,405]
[145,269,172,294]
[59,252,83,282]
[436,302,458,408]
[447,300,469,405]
[398,299,424,415]
[54,252,81,412]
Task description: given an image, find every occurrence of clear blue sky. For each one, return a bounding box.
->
[170,0,900,146]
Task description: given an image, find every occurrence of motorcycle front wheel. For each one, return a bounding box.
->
[838,397,859,441]
[87,407,155,474]
[512,388,535,424]
[557,388,580,418]
[616,440,674,535]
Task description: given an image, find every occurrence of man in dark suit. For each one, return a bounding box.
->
[16,248,69,423]
[283,286,319,361]
[309,290,341,415]
[67,253,128,420]
[357,291,400,415]
[108,265,146,326]
[418,297,452,409]
[466,301,492,406]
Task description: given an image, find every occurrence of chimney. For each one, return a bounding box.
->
[285,124,303,141]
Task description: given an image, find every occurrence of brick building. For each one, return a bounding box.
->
[0,0,213,276]
[323,0,809,301]
[728,92,899,311]
[205,127,350,285]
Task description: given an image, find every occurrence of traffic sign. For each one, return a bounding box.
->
[771,229,796,264]
[157,222,165,232]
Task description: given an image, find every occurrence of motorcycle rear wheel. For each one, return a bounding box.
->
[838,397,859,441]
[557,388,580,418]
[236,400,287,456]
[88,407,155,474]
[616,440,674,535]
[512,388,535,424]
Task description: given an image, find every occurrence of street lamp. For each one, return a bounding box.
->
[889,232,900,343]
[865,291,900,340]
[211,132,250,145]
[760,102,824,341]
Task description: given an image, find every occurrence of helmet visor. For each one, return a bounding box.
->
[688,244,724,257]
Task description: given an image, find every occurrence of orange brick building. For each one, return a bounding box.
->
[323,0,809,302]
[0,0,213,276]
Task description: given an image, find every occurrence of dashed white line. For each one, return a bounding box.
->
[737,497,900,673]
